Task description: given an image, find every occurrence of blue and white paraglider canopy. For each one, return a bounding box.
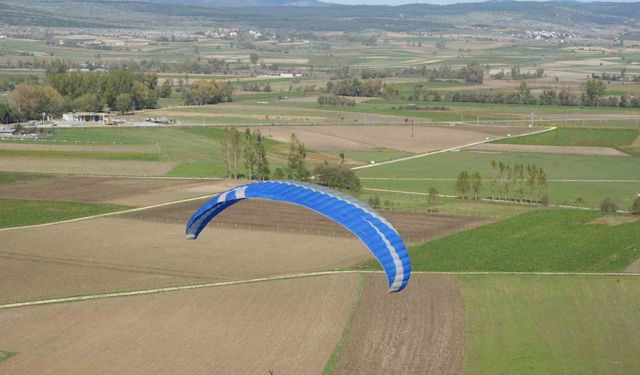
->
[186,181,411,292]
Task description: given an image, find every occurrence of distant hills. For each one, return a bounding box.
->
[3,0,640,32]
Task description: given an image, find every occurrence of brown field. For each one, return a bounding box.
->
[469,143,630,157]
[0,218,369,303]
[0,274,361,375]
[627,258,640,273]
[0,143,160,153]
[332,273,465,375]
[0,157,174,176]
[0,176,239,206]
[257,125,532,153]
[122,198,491,242]
[588,215,640,226]
[634,134,640,147]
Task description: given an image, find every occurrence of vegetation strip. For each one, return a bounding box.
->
[321,273,365,375]
[1,271,638,311]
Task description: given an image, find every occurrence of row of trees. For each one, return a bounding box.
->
[411,80,640,108]
[6,71,161,121]
[326,78,398,98]
[452,161,549,204]
[220,128,269,180]
[219,130,361,192]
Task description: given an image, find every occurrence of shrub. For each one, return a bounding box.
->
[600,198,618,212]
[632,196,640,215]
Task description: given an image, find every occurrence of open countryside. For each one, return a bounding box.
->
[0,0,639,374]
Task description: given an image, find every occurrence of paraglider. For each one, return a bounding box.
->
[186,181,411,292]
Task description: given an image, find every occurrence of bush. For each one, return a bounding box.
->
[600,198,618,212]
[632,196,640,215]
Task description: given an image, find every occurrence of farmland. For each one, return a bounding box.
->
[1,0,640,373]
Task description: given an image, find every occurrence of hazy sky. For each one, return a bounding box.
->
[324,0,636,4]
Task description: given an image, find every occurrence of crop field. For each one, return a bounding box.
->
[2,5,640,373]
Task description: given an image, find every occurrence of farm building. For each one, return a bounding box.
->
[62,112,110,123]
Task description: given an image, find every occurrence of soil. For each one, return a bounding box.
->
[0,218,369,303]
[257,124,531,153]
[0,176,239,207]
[121,198,491,243]
[0,273,361,375]
[332,273,465,375]
[469,143,630,157]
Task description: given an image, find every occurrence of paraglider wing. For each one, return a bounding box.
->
[186,181,411,292]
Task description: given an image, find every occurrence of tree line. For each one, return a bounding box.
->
[5,70,161,121]
[220,130,361,192]
[326,78,399,98]
[411,80,640,108]
[453,161,549,204]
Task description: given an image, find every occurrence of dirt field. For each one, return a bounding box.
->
[0,143,160,153]
[626,258,640,273]
[588,215,640,226]
[0,218,369,303]
[0,157,174,176]
[634,134,640,147]
[0,273,361,375]
[469,143,630,157]
[332,273,465,375]
[0,176,239,206]
[257,125,532,153]
[122,198,490,242]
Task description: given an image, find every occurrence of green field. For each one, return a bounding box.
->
[357,150,640,208]
[460,275,640,375]
[0,149,160,161]
[493,127,640,149]
[392,209,640,272]
[0,199,130,228]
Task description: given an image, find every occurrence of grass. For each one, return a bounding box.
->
[459,275,640,375]
[0,149,160,161]
[0,171,50,185]
[334,148,414,165]
[357,189,532,219]
[166,162,228,178]
[0,199,130,228]
[0,351,17,364]
[493,127,640,149]
[394,209,640,272]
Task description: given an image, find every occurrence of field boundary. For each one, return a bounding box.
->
[0,194,215,232]
[2,270,639,311]
[352,126,556,170]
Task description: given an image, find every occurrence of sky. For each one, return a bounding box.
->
[323,0,637,4]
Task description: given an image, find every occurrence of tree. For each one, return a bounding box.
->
[70,93,102,112]
[115,93,133,114]
[584,79,606,106]
[287,133,309,181]
[427,187,439,208]
[253,130,269,181]
[220,127,242,179]
[250,53,259,65]
[184,80,233,105]
[10,84,66,121]
[313,161,361,192]
[455,171,471,199]
[242,128,257,180]
[470,172,482,200]
[632,196,640,215]
[159,79,173,98]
